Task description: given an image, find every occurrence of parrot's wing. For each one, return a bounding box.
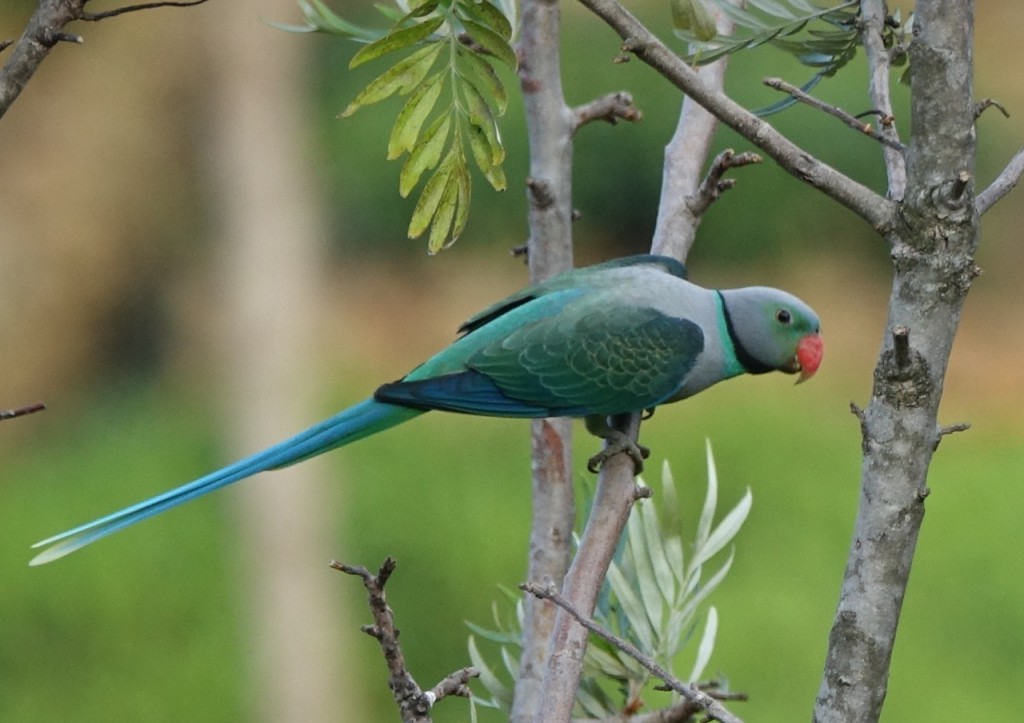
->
[376,302,704,418]
[458,254,687,335]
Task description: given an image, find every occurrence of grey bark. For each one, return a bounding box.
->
[512,0,577,719]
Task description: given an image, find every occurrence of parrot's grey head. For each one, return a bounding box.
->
[719,287,823,382]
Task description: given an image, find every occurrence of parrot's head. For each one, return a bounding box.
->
[720,287,822,382]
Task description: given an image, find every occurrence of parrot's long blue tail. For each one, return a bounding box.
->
[30,399,421,566]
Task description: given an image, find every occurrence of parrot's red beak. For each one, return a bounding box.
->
[795,334,823,384]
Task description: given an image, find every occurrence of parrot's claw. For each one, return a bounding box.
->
[587,431,650,475]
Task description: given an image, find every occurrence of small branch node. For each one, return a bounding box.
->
[688,149,762,215]
[891,325,911,369]
[633,483,653,501]
[973,98,1010,120]
[526,176,556,209]
[41,29,83,46]
[951,170,972,200]
[0,39,13,53]
[572,90,643,132]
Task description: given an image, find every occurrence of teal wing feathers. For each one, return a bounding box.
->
[376,303,704,417]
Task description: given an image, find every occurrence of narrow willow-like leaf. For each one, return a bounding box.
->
[340,43,442,117]
[428,166,462,253]
[457,0,513,40]
[694,439,718,552]
[678,549,735,625]
[350,15,445,69]
[499,645,519,678]
[464,620,518,645]
[408,148,456,238]
[467,636,512,701]
[296,0,380,39]
[457,46,508,114]
[399,113,451,196]
[459,17,517,69]
[606,560,656,652]
[693,487,752,569]
[466,122,508,190]
[387,70,445,159]
[627,509,665,634]
[639,496,677,609]
[688,606,718,682]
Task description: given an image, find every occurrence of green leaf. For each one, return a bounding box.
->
[387,70,445,159]
[461,78,504,163]
[427,165,462,253]
[293,0,381,39]
[400,113,451,196]
[695,439,718,551]
[459,18,517,70]
[457,0,513,41]
[457,46,509,114]
[670,0,717,41]
[693,487,752,569]
[350,15,445,69]
[408,146,456,238]
[339,43,442,117]
[688,606,718,682]
[451,154,472,240]
[467,122,507,190]
[467,636,512,702]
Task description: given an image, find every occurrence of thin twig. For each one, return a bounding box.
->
[976,148,1024,215]
[688,149,762,217]
[571,91,642,132]
[0,402,46,421]
[332,558,474,723]
[574,0,897,234]
[80,0,210,22]
[973,98,1010,120]
[763,77,907,154]
[522,581,745,723]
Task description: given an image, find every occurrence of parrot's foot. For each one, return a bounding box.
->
[587,431,650,474]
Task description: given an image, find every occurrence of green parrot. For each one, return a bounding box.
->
[31,255,822,565]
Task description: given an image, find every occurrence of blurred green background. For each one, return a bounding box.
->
[2,1,1022,721]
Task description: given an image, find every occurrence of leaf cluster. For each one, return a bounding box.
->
[468,445,751,718]
[276,0,517,252]
[672,0,911,115]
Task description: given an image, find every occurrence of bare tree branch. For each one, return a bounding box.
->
[0,0,86,120]
[332,558,477,723]
[0,402,46,421]
[0,0,209,120]
[540,413,649,722]
[688,149,762,218]
[523,581,745,723]
[513,0,577,716]
[976,148,1024,215]
[79,0,209,22]
[859,0,907,198]
[651,5,735,260]
[574,0,898,234]
[814,2,981,721]
[763,77,907,154]
[572,91,642,132]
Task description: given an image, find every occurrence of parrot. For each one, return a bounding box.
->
[30,254,822,565]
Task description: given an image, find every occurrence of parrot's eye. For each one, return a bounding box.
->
[775,308,792,324]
